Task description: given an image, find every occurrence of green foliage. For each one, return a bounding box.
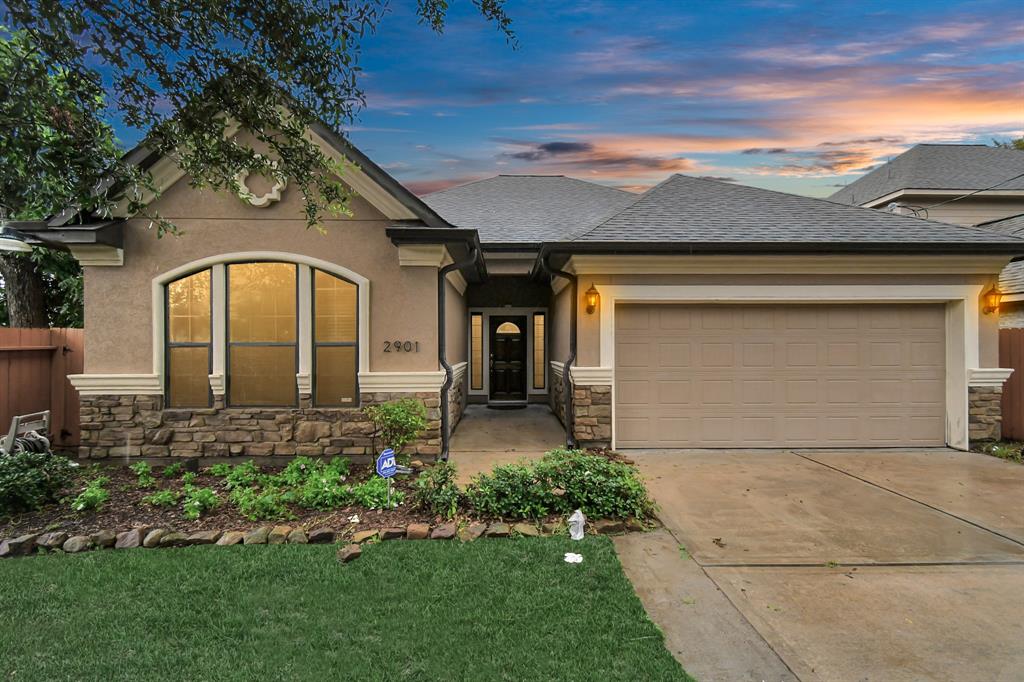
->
[142,489,179,507]
[465,449,655,520]
[983,442,1024,463]
[162,462,185,478]
[412,462,462,519]
[71,476,110,512]
[229,486,293,521]
[2,4,513,236]
[350,476,403,510]
[182,486,220,520]
[129,461,156,488]
[223,460,263,490]
[207,463,232,477]
[180,471,198,486]
[288,458,353,510]
[0,451,77,515]
[365,399,428,453]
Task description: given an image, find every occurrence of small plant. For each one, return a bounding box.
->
[207,463,232,477]
[465,463,551,519]
[143,489,179,507]
[364,398,427,454]
[129,461,156,488]
[71,476,110,512]
[350,476,404,509]
[0,451,78,515]
[984,442,1024,463]
[229,486,293,520]
[412,461,461,519]
[182,486,220,520]
[162,462,184,478]
[180,471,198,485]
[224,460,263,490]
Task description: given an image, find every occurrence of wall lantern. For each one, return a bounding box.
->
[983,286,1003,315]
[585,284,600,315]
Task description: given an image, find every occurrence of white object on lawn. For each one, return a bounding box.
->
[564,552,584,564]
[568,509,586,540]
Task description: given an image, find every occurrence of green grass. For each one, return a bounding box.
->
[0,537,691,681]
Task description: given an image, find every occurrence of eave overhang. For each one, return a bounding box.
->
[386,225,487,281]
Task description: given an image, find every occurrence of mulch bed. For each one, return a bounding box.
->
[0,462,441,538]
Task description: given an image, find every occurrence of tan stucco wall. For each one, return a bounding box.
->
[893,194,1024,227]
[550,282,572,365]
[573,271,1002,368]
[445,276,467,365]
[84,174,441,374]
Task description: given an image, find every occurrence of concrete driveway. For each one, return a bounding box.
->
[620,449,1024,681]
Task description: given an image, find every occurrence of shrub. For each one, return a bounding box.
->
[350,476,404,510]
[129,461,156,488]
[180,471,198,486]
[464,449,654,520]
[364,399,427,453]
[412,462,461,519]
[229,486,293,520]
[143,489,179,507]
[71,476,110,512]
[207,463,232,477]
[223,460,263,490]
[294,474,352,510]
[0,451,77,515]
[162,462,184,478]
[182,486,220,520]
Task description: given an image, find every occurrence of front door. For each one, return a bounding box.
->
[489,315,527,401]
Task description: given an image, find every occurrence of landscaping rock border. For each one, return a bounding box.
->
[0,518,651,560]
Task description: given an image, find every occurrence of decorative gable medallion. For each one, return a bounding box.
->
[235,156,288,207]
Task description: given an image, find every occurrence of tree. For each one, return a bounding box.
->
[993,138,1024,150]
[0,29,128,327]
[3,1,513,236]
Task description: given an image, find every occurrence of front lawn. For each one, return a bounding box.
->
[0,537,691,681]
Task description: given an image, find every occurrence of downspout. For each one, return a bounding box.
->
[438,246,480,461]
[540,250,578,448]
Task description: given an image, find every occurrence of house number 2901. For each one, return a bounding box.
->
[383,340,419,352]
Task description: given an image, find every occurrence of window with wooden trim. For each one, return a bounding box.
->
[532,312,546,390]
[470,313,483,390]
[313,269,358,406]
[166,269,212,407]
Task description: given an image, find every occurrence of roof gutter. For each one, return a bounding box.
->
[538,245,577,448]
[438,245,481,461]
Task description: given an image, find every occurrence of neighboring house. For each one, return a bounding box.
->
[19,129,1024,457]
[832,144,1024,329]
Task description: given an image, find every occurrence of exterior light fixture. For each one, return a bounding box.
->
[983,286,1003,315]
[585,283,600,315]
[0,226,33,253]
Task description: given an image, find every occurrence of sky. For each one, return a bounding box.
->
[336,0,1024,197]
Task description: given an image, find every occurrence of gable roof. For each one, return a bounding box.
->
[422,175,635,246]
[976,213,1024,294]
[561,174,1024,253]
[830,144,1024,206]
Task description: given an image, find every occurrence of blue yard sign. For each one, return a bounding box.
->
[376,448,397,478]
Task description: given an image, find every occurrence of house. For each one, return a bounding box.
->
[831,143,1024,328]
[17,130,1024,458]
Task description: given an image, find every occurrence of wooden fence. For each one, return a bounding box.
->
[0,328,84,449]
[999,329,1024,440]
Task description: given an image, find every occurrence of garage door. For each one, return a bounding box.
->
[614,304,946,448]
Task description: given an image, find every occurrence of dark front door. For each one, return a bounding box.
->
[489,315,527,401]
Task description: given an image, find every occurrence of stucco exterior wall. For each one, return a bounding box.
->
[573,271,1002,369]
[84,175,440,375]
[444,276,467,365]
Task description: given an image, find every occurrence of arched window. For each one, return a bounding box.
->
[496,321,521,335]
[166,269,212,407]
[163,258,362,409]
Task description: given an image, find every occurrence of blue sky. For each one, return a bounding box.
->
[339,0,1023,197]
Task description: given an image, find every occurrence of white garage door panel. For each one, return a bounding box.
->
[614,304,946,448]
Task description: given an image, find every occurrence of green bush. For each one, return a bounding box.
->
[350,476,403,510]
[162,462,184,478]
[129,461,156,488]
[229,486,293,520]
[142,489,179,507]
[223,460,262,490]
[412,461,462,519]
[207,463,232,477]
[0,451,77,515]
[71,476,110,512]
[465,449,654,520]
[364,398,427,453]
[180,471,198,486]
[182,486,220,520]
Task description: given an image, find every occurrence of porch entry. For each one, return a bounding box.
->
[468,307,547,405]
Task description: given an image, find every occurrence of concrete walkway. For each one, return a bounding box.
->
[449,404,565,484]
[618,448,1024,681]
